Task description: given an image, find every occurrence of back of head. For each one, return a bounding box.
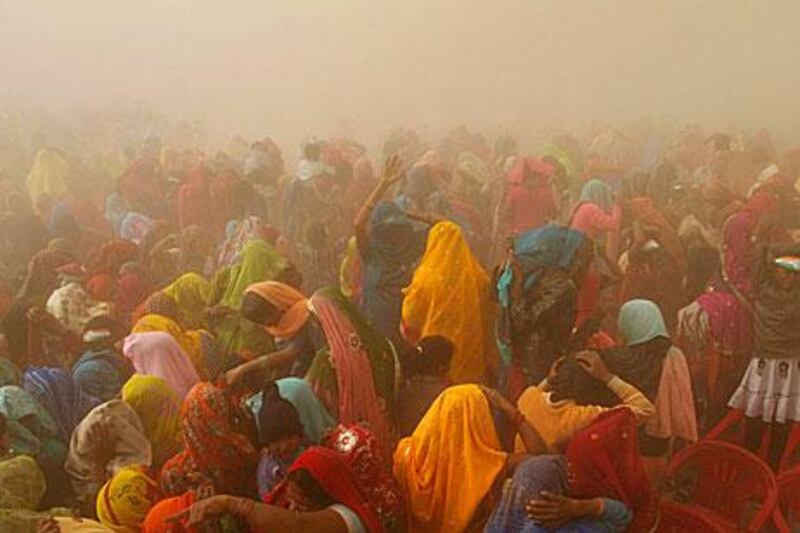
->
[549,355,609,405]
[404,335,454,378]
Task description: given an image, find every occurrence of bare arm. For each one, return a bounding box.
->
[224,345,300,387]
[354,155,403,246]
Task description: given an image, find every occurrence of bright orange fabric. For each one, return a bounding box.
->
[245,281,309,339]
[393,384,507,532]
[401,222,497,383]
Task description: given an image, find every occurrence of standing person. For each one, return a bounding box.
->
[493,157,558,247]
[402,221,498,384]
[354,156,426,348]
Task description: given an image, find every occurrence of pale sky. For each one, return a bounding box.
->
[1,0,799,148]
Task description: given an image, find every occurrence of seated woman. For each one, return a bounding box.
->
[72,315,132,402]
[607,299,698,482]
[65,397,153,516]
[156,446,383,533]
[122,331,200,400]
[162,271,213,331]
[486,409,656,532]
[160,382,259,498]
[393,384,547,531]
[247,378,335,498]
[514,351,655,455]
[121,375,182,469]
[396,335,453,437]
[234,282,394,453]
[132,311,209,380]
[96,465,161,532]
[401,221,498,384]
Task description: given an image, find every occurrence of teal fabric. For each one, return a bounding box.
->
[617,299,669,346]
[579,178,614,213]
[247,377,334,444]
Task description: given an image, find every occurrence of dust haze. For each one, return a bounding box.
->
[2,0,800,152]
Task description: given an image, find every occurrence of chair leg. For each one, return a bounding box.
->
[706,409,745,440]
[779,422,800,473]
[758,425,773,462]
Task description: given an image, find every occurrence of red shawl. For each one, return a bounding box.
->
[565,409,657,532]
[266,446,382,533]
[503,158,557,235]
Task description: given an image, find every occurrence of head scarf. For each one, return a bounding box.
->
[267,446,382,533]
[454,151,490,185]
[244,281,310,339]
[26,148,70,211]
[87,239,140,278]
[131,314,205,378]
[0,455,46,510]
[617,299,669,346]
[249,377,334,444]
[45,280,99,335]
[142,491,197,533]
[105,192,129,233]
[96,466,160,533]
[86,274,116,302]
[565,409,657,532]
[65,400,153,505]
[324,423,404,532]
[401,221,498,383]
[122,332,199,400]
[306,289,393,452]
[22,367,101,442]
[72,348,131,403]
[221,240,289,310]
[578,178,614,213]
[115,268,153,324]
[0,385,61,458]
[393,384,507,532]
[160,383,258,497]
[163,273,212,330]
[503,157,558,236]
[122,375,181,467]
[16,248,75,301]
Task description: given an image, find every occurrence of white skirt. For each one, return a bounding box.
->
[728,358,800,423]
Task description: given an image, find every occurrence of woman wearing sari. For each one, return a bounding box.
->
[26,148,71,215]
[569,179,622,326]
[494,157,558,240]
[486,409,656,532]
[131,313,208,380]
[163,272,213,331]
[65,397,152,516]
[22,366,100,443]
[155,446,382,533]
[122,332,200,400]
[96,465,161,533]
[354,156,427,347]
[0,384,65,463]
[235,282,394,453]
[393,384,546,532]
[401,220,497,384]
[160,382,259,498]
[72,315,132,402]
[210,239,290,359]
[121,375,181,468]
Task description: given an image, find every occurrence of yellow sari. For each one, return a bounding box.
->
[26,148,70,211]
[401,221,498,383]
[131,314,206,378]
[121,375,181,467]
[393,384,507,532]
[163,272,212,330]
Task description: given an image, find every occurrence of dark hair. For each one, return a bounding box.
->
[549,355,607,405]
[303,143,322,162]
[258,382,303,445]
[404,336,453,378]
[240,291,279,326]
[288,468,335,509]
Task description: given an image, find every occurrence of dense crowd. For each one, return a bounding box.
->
[0,119,799,532]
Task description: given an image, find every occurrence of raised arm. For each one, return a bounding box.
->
[354,155,404,247]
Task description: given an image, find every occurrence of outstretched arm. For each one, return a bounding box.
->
[354,155,404,247]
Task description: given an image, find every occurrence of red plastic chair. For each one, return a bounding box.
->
[665,440,777,532]
[706,408,800,472]
[656,500,728,532]
[773,465,800,532]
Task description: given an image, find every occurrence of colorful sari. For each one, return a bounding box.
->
[267,446,383,533]
[305,288,394,453]
[96,465,160,533]
[121,375,182,467]
[401,221,498,383]
[163,272,212,330]
[131,314,207,379]
[142,491,198,533]
[0,385,65,461]
[393,384,508,532]
[248,377,334,444]
[22,366,100,442]
[122,332,200,400]
[500,157,557,235]
[160,383,259,497]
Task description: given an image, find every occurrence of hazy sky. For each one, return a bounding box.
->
[2,0,799,148]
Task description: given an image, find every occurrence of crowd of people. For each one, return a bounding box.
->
[0,118,799,532]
